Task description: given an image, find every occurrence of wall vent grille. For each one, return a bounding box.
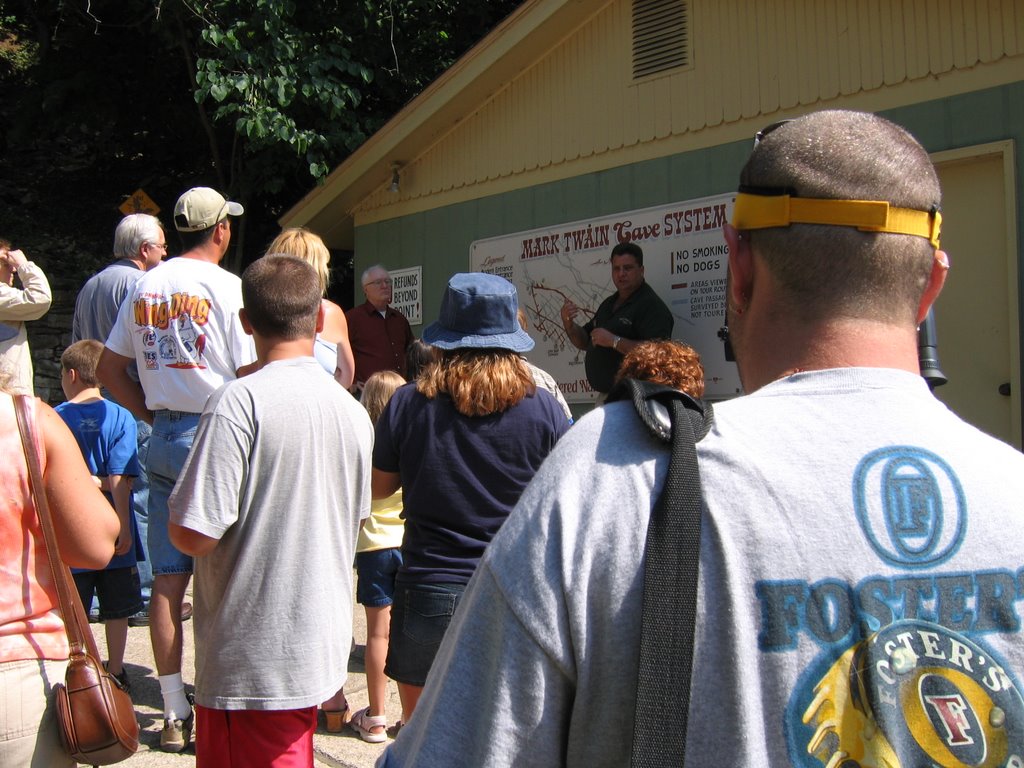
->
[633,0,690,79]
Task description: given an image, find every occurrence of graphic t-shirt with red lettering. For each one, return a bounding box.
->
[105,257,255,414]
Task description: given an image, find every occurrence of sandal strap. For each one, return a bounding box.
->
[354,708,388,728]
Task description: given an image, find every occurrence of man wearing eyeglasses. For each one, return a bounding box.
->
[346,264,414,393]
[72,213,173,632]
[376,111,1024,768]
[72,213,167,346]
[98,187,256,754]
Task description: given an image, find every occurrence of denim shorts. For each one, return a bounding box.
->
[72,567,143,620]
[147,410,200,576]
[385,582,466,686]
[356,548,403,608]
[133,418,153,599]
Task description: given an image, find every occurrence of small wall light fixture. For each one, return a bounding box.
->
[389,163,401,193]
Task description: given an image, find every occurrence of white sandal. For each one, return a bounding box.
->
[350,706,389,743]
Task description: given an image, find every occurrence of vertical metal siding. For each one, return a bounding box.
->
[357,0,1024,213]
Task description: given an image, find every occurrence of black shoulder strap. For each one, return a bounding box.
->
[608,378,712,768]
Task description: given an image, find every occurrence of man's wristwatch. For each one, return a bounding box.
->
[613,335,621,351]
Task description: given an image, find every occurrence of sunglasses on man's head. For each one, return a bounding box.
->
[753,119,794,148]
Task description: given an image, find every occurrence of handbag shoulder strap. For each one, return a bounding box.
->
[608,379,713,768]
[14,395,99,659]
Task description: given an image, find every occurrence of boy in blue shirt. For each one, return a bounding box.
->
[56,339,142,693]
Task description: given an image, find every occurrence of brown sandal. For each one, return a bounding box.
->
[323,706,350,733]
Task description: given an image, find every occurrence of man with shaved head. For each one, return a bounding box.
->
[378,111,1024,767]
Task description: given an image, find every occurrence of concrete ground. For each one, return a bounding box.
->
[107,580,402,768]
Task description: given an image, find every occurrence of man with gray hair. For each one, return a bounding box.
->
[72,213,166,344]
[73,213,180,629]
[378,111,1024,767]
[345,264,414,393]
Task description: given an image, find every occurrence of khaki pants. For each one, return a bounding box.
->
[0,658,75,768]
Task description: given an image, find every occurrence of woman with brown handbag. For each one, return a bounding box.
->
[0,373,120,767]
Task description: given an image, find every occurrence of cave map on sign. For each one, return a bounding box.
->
[470,193,741,403]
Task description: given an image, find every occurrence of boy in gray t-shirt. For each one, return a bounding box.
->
[169,255,372,767]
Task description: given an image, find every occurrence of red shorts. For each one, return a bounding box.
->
[196,705,317,768]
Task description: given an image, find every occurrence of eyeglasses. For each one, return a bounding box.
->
[364,278,392,288]
[145,242,168,252]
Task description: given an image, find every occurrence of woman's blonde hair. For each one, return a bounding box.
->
[361,370,406,424]
[417,349,535,417]
[265,227,331,296]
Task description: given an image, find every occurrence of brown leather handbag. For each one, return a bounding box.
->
[14,395,140,766]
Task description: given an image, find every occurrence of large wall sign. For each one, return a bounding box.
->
[470,193,741,402]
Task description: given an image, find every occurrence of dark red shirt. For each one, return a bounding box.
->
[345,301,415,386]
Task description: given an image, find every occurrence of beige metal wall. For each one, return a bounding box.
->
[355,0,1024,219]
[933,142,1021,448]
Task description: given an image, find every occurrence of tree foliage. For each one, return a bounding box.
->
[0,0,520,274]
[185,0,521,198]
[190,1,372,189]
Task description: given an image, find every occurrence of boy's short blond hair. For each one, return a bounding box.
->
[61,339,104,387]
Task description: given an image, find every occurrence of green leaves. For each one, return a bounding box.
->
[183,0,520,186]
[0,0,524,282]
[210,82,230,102]
[190,1,368,182]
